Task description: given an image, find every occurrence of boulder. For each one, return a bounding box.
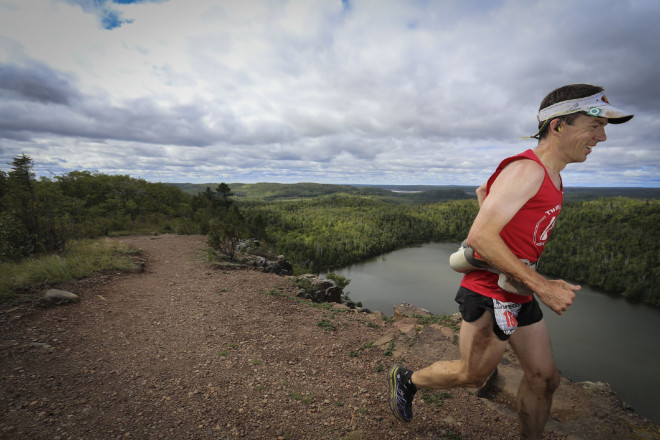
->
[325,286,342,303]
[294,274,345,304]
[40,289,79,306]
[245,255,293,276]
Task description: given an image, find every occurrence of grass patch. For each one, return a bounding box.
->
[413,314,461,331]
[309,301,334,311]
[0,238,139,303]
[350,341,377,358]
[381,315,394,324]
[218,343,239,356]
[317,319,337,333]
[383,340,395,357]
[292,277,316,295]
[420,390,453,407]
[290,391,315,405]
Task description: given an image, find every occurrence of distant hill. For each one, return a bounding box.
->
[168,182,660,203]
[562,187,660,201]
[170,182,358,199]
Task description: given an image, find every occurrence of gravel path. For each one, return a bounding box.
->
[0,234,648,439]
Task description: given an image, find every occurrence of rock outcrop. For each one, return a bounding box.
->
[294,274,343,303]
[244,254,293,275]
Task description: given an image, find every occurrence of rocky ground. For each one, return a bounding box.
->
[1,234,658,440]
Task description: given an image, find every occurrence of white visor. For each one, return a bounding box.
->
[537,92,633,124]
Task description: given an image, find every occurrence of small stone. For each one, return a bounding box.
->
[42,289,79,305]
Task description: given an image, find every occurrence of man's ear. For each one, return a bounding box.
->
[552,118,562,133]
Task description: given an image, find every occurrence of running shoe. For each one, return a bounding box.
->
[388,364,417,423]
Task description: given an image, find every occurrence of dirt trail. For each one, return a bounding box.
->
[0,235,657,439]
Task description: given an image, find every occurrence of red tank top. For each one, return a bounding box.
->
[461,149,564,303]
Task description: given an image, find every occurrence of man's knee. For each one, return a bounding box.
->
[459,368,496,388]
[523,368,560,396]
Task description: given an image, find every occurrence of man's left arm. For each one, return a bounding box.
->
[475,182,487,207]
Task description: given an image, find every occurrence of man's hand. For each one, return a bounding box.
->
[535,280,581,315]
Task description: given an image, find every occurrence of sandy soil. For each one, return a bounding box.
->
[1,234,657,440]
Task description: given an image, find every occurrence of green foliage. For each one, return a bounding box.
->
[420,390,453,407]
[206,206,249,261]
[317,318,337,333]
[240,192,658,306]
[541,198,660,305]
[1,156,198,262]
[215,183,234,211]
[414,314,461,331]
[326,272,350,290]
[0,155,69,260]
[289,391,315,405]
[240,196,479,271]
[0,238,138,301]
[171,182,484,203]
[383,340,395,356]
[223,182,358,200]
[2,156,658,306]
[292,277,316,295]
[55,170,193,237]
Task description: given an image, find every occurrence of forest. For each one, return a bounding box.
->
[1,155,658,306]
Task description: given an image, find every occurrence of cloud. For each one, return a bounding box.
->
[0,62,77,104]
[61,0,167,30]
[0,0,658,186]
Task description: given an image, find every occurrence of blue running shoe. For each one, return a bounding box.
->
[388,364,417,423]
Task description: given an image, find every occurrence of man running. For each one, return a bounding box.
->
[388,84,633,440]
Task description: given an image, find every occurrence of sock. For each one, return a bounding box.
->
[405,370,418,393]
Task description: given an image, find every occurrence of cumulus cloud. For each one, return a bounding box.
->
[0,0,658,186]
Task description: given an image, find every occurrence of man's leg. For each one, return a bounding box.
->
[509,319,561,440]
[412,311,508,389]
[389,311,506,423]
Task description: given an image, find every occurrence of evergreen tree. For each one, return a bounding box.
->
[216,182,233,211]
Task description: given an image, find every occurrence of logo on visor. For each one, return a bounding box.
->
[601,95,610,104]
[587,107,602,117]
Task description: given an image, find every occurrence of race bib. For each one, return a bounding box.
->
[493,299,522,335]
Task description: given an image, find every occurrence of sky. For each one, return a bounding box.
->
[0,0,659,187]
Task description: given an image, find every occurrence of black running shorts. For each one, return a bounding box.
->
[454,286,543,341]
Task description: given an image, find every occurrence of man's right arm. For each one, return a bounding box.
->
[466,160,580,315]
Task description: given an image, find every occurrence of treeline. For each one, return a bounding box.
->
[240,196,478,269]
[0,155,230,261]
[173,182,478,204]
[1,155,658,305]
[541,197,659,304]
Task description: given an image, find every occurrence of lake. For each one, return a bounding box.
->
[322,242,660,424]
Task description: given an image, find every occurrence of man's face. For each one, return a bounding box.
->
[561,114,608,163]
